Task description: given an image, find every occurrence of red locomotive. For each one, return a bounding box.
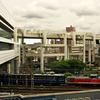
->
[67,74,100,85]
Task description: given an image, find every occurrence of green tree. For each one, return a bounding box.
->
[50,59,86,73]
[68,59,86,69]
[64,72,74,78]
[50,60,70,73]
[31,47,37,50]
[26,56,33,62]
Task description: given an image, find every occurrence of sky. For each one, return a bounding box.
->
[1,0,100,43]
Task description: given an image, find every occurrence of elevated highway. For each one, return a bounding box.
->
[17,28,100,40]
[16,28,100,72]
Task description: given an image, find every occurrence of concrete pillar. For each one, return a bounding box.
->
[7,62,11,74]
[11,59,14,74]
[93,34,96,62]
[16,57,20,74]
[89,41,91,63]
[14,27,18,43]
[64,32,67,60]
[21,30,25,44]
[22,45,25,64]
[93,47,95,62]
[40,31,47,72]
[17,38,19,43]
[54,39,56,44]
[73,33,76,46]
[40,45,44,72]
[43,31,47,45]
[67,46,69,59]
[47,39,49,44]
[83,34,86,63]
[45,57,48,63]
[93,34,96,47]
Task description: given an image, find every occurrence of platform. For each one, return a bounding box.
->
[0,89,100,100]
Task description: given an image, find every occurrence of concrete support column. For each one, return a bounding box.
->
[64,32,67,60]
[83,34,85,63]
[93,34,96,62]
[93,47,95,62]
[67,46,70,59]
[45,57,48,63]
[59,56,62,61]
[16,57,20,74]
[53,39,56,44]
[22,45,25,64]
[73,33,76,46]
[21,30,25,44]
[43,31,47,45]
[7,62,11,74]
[14,28,18,43]
[11,60,14,74]
[40,45,44,72]
[40,31,47,72]
[17,38,19,43]
[89,41,91,63]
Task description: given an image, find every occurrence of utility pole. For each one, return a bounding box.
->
[25,63,34,92]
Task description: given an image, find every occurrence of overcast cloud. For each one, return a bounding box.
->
[1,0,100,33]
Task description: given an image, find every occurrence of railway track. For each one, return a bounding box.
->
[0,85,100,95]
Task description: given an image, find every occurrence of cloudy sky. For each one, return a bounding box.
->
[1,0,100,34]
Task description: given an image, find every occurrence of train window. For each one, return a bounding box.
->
[38,77,41,79]
[34,76,38,79]
[48,77,51,79]
[91,76,96,78]
[60,77,64,80]
[43,77,46,79]
[20,76,21,78]
[35,76,38,79]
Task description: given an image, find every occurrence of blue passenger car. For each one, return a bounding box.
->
[0,74,65,85]
[34,74,65,85]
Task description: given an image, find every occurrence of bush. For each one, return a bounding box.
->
[82,71,100,77]
[64,72,74,78]
[34,71,42,74]
[50,59,86,73]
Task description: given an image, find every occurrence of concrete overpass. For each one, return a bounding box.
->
[15,28,100,72]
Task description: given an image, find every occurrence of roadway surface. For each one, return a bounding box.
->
[56,91,100,100]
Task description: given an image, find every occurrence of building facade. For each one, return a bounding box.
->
[0,1,20,74]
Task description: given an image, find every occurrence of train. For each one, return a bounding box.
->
[0,74,65,86]
[67,74,100,85]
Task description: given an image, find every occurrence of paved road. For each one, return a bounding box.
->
[56,91,100,100]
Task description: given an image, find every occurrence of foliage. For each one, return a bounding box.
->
[50,59,86,73]
[38,58,40,62]
[34,71,42,74]
[82,71,100,76]
[68,59,86,69]
[64,72,74,78]
[31,47,37,50]
[26,56,33,62]
[50,60,70,73]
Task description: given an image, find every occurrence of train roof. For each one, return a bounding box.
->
[34,74,65,76]
[90,74,98,76]
[67,76,89,79]
[0,74,64,76]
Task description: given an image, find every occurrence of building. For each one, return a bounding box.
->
[66,25,75,32]
[0,1,20,74]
